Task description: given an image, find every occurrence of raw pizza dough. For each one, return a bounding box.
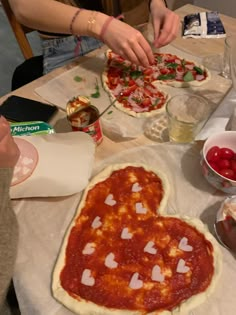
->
[52,163,221,315]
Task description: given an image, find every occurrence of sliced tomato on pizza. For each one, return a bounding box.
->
[151,52,211,87]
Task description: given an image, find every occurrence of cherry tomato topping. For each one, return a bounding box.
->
[128,79,136,86]
[206,146,220,163]
[219,147,234,160]
[143,68,153,75]
[160,68,169,75]
[141,98,151,108]
[122,85,137,96]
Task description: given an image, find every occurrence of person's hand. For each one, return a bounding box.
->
[150,0,180,48]
[0,116,20,168]
[102,18,155,68]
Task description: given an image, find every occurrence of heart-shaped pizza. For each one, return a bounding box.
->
[52,163,221,315]
[102,50,210,118]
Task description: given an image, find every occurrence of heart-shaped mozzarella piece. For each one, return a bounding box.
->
[105,253,118,269]
[121,227,133,239]
[14,166,21,174]
[82,243,95,255]
[151,265,165,282]
[22,156,33,165]
[81,269,95,286]
[135,202,147,214]
[104,194,117,206]
[129,272,143,290]
[22,166,30,175]
[91,216,102,229]
[178,237,193,252]
[144,241,157,255]
[176,259,190,273]
[132,182,142,192]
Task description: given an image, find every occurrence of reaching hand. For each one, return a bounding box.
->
[150,1,180,48]
[102,18,155,68]
[0,116,20,168]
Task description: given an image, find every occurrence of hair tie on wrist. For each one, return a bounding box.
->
[69,9,83,34]
[100,16,114,42]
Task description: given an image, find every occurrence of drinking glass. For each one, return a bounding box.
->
[166,94,209,143]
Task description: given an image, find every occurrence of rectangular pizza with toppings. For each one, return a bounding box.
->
[102,50,210,118]
[52,163,221,315]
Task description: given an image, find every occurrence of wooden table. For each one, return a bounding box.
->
[1,4,236,315]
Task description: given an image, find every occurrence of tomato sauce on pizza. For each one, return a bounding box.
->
[56,165,215,314]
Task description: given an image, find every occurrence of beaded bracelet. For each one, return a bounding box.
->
[100,16,114,43]
[69,9,83,34]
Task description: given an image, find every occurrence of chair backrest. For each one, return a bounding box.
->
[1,0,34,59]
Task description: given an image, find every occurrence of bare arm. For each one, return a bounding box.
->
[8,0,179,66]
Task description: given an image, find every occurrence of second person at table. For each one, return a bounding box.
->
[9,0,180,73]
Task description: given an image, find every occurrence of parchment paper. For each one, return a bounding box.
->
[35,47,231,142]
[13,143,236,315]
[10,132,95,198]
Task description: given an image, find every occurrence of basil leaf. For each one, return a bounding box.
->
[194,66,204,74]
[130,70,143,79]
[131,97,142,104]
[151,98,160,107]
[91,92,100,98]
[156,55,163,63]
[166,62,178,69]
[157,73,175,80]
[74,76,83,82]
[181,59,186,67]
[183,71,194,82]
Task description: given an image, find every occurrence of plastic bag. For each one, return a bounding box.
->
[183,11,226,39]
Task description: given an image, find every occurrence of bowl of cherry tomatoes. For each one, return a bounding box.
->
[201,131,236,194]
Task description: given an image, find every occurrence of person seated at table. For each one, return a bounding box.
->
[0,116,20,315]
[9,0,180,74]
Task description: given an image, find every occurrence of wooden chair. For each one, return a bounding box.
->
[1,0,34,59]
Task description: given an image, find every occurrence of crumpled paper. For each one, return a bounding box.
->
[196,87,236,140]
[10,132,95,199]
[12,143,236,315]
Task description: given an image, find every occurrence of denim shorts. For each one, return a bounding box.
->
[41,35,103,74]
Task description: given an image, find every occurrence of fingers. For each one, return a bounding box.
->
[0,115,20,167]
[0,116,11,141]
[154,13,180,48]
[118,32,154,68]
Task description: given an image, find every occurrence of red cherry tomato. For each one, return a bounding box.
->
[206,146,221,163]
[209,161,220,173]
[231,160,236,173]
[218,168,235,180]
[218,159,231,169]
[219,147,234,160]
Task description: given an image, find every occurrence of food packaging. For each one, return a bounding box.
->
[214,196,236,251]
[10,121,55,136]
[183,11,226,39]
[66,95,103,145]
